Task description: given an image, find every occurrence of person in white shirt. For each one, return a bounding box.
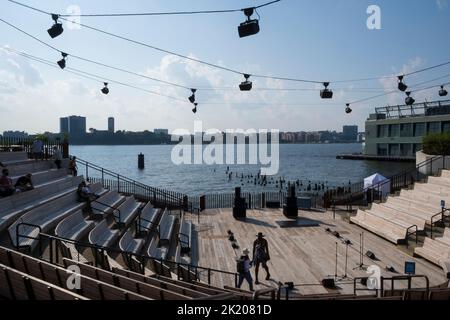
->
[52,146,63,169]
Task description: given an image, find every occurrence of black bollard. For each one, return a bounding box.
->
[138,153,145,169]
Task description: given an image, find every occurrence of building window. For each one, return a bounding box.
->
[389,124,400,137]
[414,123,426,137]
[427,122,441,134]
[377,125,389,138]
[389,144,400,156]
[377,144,388,156]
[400,144,413,156]
[400,123,413,137]
[443,122,450,133]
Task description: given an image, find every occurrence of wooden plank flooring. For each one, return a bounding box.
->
[186,209,447,295]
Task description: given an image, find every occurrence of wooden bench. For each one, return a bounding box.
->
[115,196,141,227]
[159,211,176,247]
[138,203,161,233]
[415,237,450,266]
[0,263,88,300]
[91,191,125,218]
[55,210,95,241]
[119,229,145,256]
[88,220,119,248]
[8,190,88,250]
[62,258,191,300]
[0,246,149,300]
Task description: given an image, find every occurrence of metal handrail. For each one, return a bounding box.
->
[380,275,429,297]
[136,215,161,237]
[91,199,122,223]
[37,232,239,285]
[406,225,418,247]
[352,277,379,296]
[15,222,42,250]
[330,154,445,207]
[430,208,450,239]
[252,287,277,300]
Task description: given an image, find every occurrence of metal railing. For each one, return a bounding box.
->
[74,157,190,211]
[406,225,418,247]
[23,231,240,289]
[0,136,69,159]
[329,155,447,208]
[430,208,450,239]
[90,199,122,224]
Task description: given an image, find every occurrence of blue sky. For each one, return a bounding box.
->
[0,0,449,134]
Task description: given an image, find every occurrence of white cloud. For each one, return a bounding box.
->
[437,0,448,10]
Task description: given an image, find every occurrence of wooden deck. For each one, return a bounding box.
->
[186,208,447,296]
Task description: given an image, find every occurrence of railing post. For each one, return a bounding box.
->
[101,168,104,186]
[117,174,120,193]
[208,268,211,285]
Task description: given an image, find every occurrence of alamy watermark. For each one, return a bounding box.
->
[66,265,81,290]
[171,121,280,176]
[366,265,381,290]
[367,5,382,30]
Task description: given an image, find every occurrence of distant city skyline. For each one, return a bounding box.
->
[1,0,449,133]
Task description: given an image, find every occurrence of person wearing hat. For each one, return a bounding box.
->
[236,248,254,291]
[253,232,271,284]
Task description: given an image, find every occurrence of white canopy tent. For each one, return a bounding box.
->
[364,173,391,199]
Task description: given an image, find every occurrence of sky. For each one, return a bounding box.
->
[0,0,450,134]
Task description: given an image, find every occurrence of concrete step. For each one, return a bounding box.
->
[368,204,425,229]
[0,152,28,163]
[382,198,437,221]
[373,203,427,228]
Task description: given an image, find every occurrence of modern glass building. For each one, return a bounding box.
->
[364,99,450,157]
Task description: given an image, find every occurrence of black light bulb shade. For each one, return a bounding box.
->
[188,94,196,104]
[238,19,260,38]
[47,23,64,38]
[439,86,448,97]
[398,76,408,92]
[57,58,66,69]
[405,96,415,105]
[192,103,198,114]
[345,104,352,114]
[320,89,333,99]
[101,83,109,95]
[239,81,253,91]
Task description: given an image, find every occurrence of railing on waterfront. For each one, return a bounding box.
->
[328,155,447,208]
[0,136,68,158]
[75,157,189,210]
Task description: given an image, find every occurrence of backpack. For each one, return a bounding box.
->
[236,258,246,273]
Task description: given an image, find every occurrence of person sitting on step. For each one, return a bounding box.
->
[14,173,34,192]
[0,169,15,197]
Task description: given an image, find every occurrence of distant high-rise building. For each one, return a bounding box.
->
[3,131,29,139]
[60,117,69,134]
[108,117,115,133]
[343,125,358,142]
[154,129,169,135]
[68,116,86,137]
[60,116,86,136]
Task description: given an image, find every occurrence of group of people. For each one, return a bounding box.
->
[236,232,271,292]
[0,169,34,197]
[0,139,79,198]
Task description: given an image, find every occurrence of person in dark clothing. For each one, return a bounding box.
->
[253,232,271,284]
[14,173,34,192]
[237,248,254,291]
[69,156,78,176]
[77,181,99,212]
[0,169,15,197]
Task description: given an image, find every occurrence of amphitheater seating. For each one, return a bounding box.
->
[8,187,96,250]
[115,196,141,226]
[6,159,62,177]
[11,168,67,187]
[119,228,145,254]
[414,237,450,266]
[0,151,28,165]
[63,258,196,299]
[0,263,87,300]
[179,220,192,254]
[0,246,149,300]
[55,210,95,241]
[350,209,407,244]
[138,203,161,233]
[91,191,125,218]
[159,210,176,246]
[59,241,91,264]
[88,220,119,248]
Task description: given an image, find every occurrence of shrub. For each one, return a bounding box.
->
[422,132,450,155]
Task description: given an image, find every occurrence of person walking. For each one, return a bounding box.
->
[52,146,63,169]
[32,138,44,161]
[69,156,78,176]
[236,248,254,292]
[253,232,271,284]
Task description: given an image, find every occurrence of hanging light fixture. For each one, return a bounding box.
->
[57,52,68,69]
[47,14,64,39]
[397,76,408,92]
[101,82,109,95]
[192,103,198,114]
[405,91,415,105]
[320,82,333,99]
[345,103,352,114]
[238,7,260,38]
[188,89,197,104]
[239,74,252,91]
[439,85,448,97]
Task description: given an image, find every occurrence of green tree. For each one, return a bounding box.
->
[422,132,450,155]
